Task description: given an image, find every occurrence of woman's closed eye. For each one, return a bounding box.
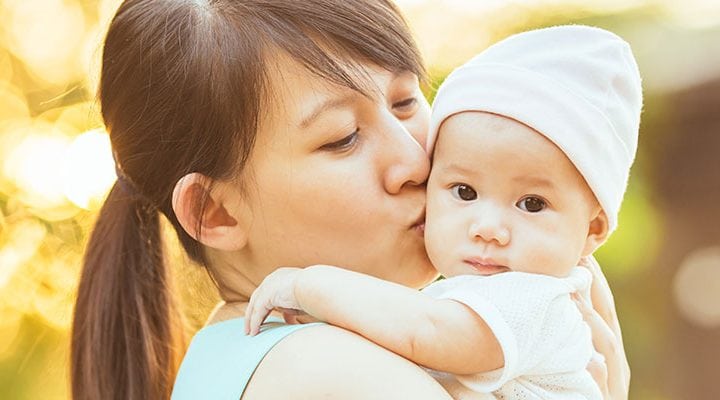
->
[320,129,359,151]
[516,196,548,213]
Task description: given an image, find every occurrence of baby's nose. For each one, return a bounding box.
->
[468,208,510,246]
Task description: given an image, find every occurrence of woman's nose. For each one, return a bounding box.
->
[381,116,430,194]
[468,207,510,246]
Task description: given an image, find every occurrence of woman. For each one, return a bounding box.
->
[71,0,630,399]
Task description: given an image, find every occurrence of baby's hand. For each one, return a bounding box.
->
[244,267,303,336]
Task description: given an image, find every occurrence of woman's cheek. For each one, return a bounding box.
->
[405,102,430,148]
[299,158,379,232]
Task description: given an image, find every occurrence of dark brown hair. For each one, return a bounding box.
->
[71,0,424,399]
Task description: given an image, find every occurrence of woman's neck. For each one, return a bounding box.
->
[203,247,290,325]
[205,247,258,302]
[205,301,249,325]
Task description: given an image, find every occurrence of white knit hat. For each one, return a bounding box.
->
[427,25,642,233]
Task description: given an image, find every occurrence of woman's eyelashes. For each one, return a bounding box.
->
[319,129,359,151]
[516,196,547,213]
[317,95,417,152]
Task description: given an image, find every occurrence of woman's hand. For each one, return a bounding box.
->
[245,267,303,336]
[576,256,631,400]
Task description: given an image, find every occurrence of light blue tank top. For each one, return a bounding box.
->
[172,317,320,400]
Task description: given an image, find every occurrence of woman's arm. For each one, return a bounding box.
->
[246,265,503,374]
[241,324,454,400]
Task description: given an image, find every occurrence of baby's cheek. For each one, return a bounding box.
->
[527,229,583,273]
[423,221,443,264]
[516,224,563,265]
[423,207,456,271]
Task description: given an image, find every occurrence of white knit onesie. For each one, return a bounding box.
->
[421,267,602,400]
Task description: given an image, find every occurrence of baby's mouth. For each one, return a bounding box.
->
[463,258,510,275]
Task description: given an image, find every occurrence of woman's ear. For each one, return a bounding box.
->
[581,209,609,257]
[171,173,250,251]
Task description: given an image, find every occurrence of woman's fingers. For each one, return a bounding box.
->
[580,256,622,338]
[587,352,610,399]
[580,257,631,387]
[573,293,629,400]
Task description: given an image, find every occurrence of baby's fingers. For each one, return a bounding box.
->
[244,296,253,334]
[245,289,272,336]
[250,308,273,336]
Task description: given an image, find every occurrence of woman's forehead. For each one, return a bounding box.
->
[263,53,405,125]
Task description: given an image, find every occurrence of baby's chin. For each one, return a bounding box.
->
[509,263,579,278]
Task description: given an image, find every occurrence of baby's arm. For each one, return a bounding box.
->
[245,265,503,375]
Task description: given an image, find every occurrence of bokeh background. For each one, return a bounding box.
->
[1,0,719,398]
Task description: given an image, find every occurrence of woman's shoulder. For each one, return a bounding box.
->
[173,317,451,400]
[242,323,452,399]
[172,317,319,399]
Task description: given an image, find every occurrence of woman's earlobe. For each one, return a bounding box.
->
[582,209,609,257]
[172,173,249,251]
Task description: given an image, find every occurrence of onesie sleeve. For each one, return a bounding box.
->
[423,267,592,392]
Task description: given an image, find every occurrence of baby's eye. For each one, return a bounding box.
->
[451,184,478,201]
[391,97,419,119]
[393,97,417,111]
[516,196,546,213]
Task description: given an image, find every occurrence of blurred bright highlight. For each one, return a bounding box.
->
[0,220,46,289]
[673,246,720,329]
[63,129,116,210]
[1,0,87,85]
[3,129,72,210]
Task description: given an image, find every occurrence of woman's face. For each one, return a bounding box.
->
[234,55,437,289]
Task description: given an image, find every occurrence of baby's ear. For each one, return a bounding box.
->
[581,209,609,257]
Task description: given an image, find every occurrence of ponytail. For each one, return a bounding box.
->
[71,183,185,400]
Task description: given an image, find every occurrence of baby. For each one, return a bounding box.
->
[245,25,642,399]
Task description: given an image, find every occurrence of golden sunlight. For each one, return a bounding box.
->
[1,0,86,86]
[63,129,116,210]
[3,128,72,210]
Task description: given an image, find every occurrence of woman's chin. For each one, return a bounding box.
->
[403,255,439,289]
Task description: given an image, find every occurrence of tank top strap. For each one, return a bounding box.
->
[172,317,321,400]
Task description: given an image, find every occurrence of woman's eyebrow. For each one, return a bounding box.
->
[299,94,356,129]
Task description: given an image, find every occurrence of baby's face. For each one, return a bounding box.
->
[425,111,602,278]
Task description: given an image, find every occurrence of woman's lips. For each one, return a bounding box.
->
[410,210,425,235]
[463,258,510,275]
